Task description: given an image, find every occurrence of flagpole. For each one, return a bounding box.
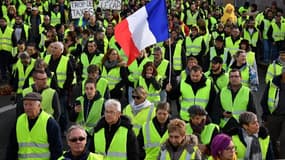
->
[168,38,172,84]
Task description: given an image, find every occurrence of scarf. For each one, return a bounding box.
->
[104,60,118,70]
[131,100,152,115]
[242,129,262,160]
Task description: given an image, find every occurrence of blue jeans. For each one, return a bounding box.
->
[263,40,271,63]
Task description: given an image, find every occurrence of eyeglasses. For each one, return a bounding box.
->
[68,136,86,142]
[225,146,236,151]
[132,95,141,100]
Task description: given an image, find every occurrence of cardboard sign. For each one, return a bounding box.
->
[70,0,94,19]
[98,0,121,10]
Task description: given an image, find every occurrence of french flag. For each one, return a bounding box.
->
[114,0,169,65]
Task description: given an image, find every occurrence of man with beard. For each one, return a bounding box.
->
[185,105,219,159]
[205,56,229,93]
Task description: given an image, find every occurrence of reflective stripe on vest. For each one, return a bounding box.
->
[160,147,197,160]
[142,120,168,159]
[101,66,121,91]
[272,22,285,42]
[76,96,104,135]
[265,61,283,83]
[16,59,36,93]
[94,127,128,160]
[173,40,183,71]
[180,79,211,121]
[232,135,269,160]
[123,104,155,136]
[44,55,68,89]
[16,111,51,160]
[185,36,203,57]
[220,86,249,126]
[267,81,280,113]
[225,37,242,56]
[262,19,271,39]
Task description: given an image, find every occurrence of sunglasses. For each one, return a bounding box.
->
[68,136,86,142]
[132,95,141,100]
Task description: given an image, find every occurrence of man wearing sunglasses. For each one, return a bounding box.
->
[6,92,63,160]
[59,125,103,160]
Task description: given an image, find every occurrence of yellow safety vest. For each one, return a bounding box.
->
[262,19,272,39]
[243,28,259,47]
[44,55,68,89]
[267,81,280,113]
[219,86,250,127]
[0,26,13,52]
[80,53,103,79]
[186,123,219,145]
[209,47,229,70]
[16,59,36,93]
[142,120,169,160]
[128,58,151,83]
[180,79,211,121]
[271,22,285,42]
[123,104,155,136]
[101,66,121,91]
[16,111,51,160]
[173,40,183,71]
[232,135,269,160]
[225,37,242,56]
[76,96,104,135]
[94,127,128,160]
[185,36,203,57]
[265,61,283,84]
[137,76,161,104]
[50,11,61,27]
[156,59,169,80]
[205,71,229,93]
[22,87,56,116]
[159,146,198,160]
[186,10,199,26]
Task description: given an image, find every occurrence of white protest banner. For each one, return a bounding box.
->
[70,0,94,19]
[98,0,121,10]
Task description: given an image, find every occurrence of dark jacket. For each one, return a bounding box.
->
[60,149,92,160]
[89,115,139,160]
[212,84,256,132]
[69,91,104,123]
[227,127,274,160]
[6,110,63,160]
[261,75,285,120]
[168,75,216,116]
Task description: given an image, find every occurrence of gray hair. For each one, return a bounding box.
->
[104,99,121,112]
[239,111,257,126]
[66,125,87,140]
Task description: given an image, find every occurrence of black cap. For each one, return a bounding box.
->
[23,92,42,102]
[188,105,208,117]
[212,56,223,64]
[279,48,285,54]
